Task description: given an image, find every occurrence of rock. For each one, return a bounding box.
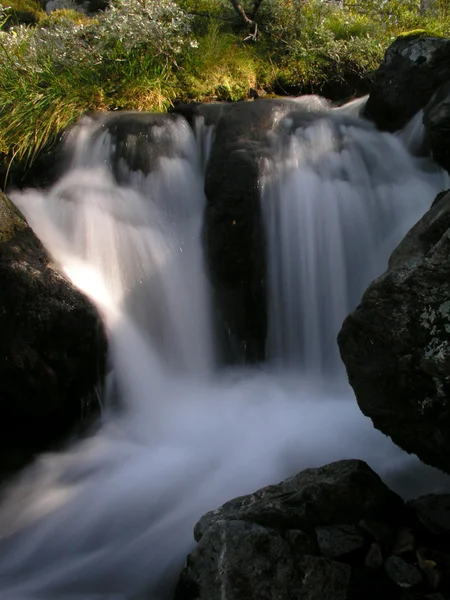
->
[365,542,384,570]
[359,519,393,545]
[285,529,316,555]
[393,528,416,555]
[338,191,450,473]
[72,111,192,182]
[0,192,106,480]
[424,81,450,173]
[316,524,365,558]
[194,459,404,541]
[365,35,450,132]
[385,556,423,588]
[198,99,299,362]
[174,99,323,363]
[174,519,303,600]
[417,547,449,591]
[409,495,450,537]
[299,555,351,600]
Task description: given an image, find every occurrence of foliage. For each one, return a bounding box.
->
[178,22,257,101]
[1,0,450,175]
[0,0,192,163]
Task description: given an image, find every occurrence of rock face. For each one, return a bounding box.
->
[365,35,450,132]
[0,192,106,480]
[175,460,450,600]
[424,81,450,173]
[338,191,450,474]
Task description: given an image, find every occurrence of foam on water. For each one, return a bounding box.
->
[0,105,449,599]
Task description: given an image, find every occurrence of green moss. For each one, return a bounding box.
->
[397,28,441,38]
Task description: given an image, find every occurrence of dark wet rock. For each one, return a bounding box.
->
[424,81,450,173]
[174,99,329,363]
[0,191,106,480]
[174,519,303,600]
[393,528,416,555]
[409,495,450,537]
[285,528,316,555]
[385,556,423,588]
[316,524,365,558]
[359,519,394,545]
[365,35,450,132]
[197,99,300,362]
[299,555,351,600]
[338,191,450,473]
[365,542,384,570]
[76,111,192,181]
[176,459,450,600]
[194,459,404,541]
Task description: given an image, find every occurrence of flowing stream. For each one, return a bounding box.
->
[0,101,449,599]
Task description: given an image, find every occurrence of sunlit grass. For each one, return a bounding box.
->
[1,0,450,179]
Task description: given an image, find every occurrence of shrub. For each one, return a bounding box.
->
[0,0,193,164]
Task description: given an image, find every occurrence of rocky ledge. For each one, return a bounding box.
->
[175,459,450,600]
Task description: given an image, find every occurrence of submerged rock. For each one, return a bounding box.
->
[0,191,106,480]
[338,190,450,473]
[365,35,450,132]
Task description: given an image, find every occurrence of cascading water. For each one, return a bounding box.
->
[263,109,445,371]
[0,102,449,599]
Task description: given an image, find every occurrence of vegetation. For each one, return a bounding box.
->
[0,0,450,176]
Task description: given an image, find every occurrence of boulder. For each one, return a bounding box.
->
[173,100,327,363]
[194,459,404,541]
[385,556,423,588]
[424,81,450,173]
[316,524,365,559]
[174,519,303,600]
[176,459,450,600]
[175,460,433,600]
[365,35,450,132]
[0,191,106,480]
[408,494,450,538]
[338,190,450,473]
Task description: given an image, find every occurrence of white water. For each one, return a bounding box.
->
[0,105,449,599]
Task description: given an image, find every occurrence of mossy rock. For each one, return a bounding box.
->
[397,29,442,40]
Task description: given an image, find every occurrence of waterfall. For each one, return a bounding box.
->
[0,103,449,600]
[263,112,445,371]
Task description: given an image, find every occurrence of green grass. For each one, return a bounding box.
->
[177,24,258,102]
[1,0,450,180]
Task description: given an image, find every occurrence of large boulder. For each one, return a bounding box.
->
[175,459,450,600]
[365,35,450,132]
[173,100,326,363]
[0,191,106,480]
[338,191,450,474]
